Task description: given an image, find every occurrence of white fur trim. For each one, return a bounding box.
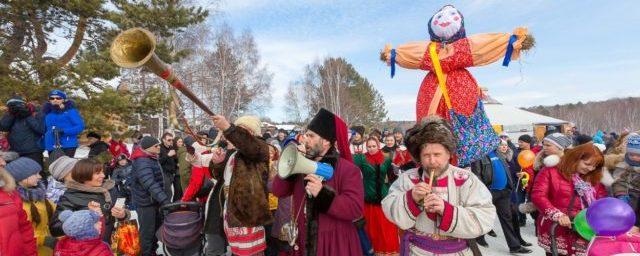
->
[594,143,606,153]
[543,155,560,167]
[600,169,614,187]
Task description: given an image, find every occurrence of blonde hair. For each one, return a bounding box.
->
[0,167,16,192]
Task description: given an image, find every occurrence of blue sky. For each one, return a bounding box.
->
[216,0,640,122]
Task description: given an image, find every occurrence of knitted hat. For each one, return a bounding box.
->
[234,115,261,136]
[183,136,195,147]
[86,131,101,140]
[544,133,572,150]
[139,136,160,150]
[627,134,640,155]
[6,96,25,106]
[59,210,101,240]
[48,89,67,100]
[350,125,365,136]
[49,156,79,181]
[518,134,532,144]
[4,157,42,182]
[307,108,353,162]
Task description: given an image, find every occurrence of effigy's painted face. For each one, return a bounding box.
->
[430,5,463,41]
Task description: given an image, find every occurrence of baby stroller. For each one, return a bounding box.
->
[157,202,205,256]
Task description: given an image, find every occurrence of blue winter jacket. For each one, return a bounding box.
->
[130,147,170,207]
[41,101,85,151]
[0,113,45,154]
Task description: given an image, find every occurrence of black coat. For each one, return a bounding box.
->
[130,148,170,207]
[0,113,45,154]
[470,152,514,190]
[49,180,126,242]
[88,141,110,158]
[159,144,178,175]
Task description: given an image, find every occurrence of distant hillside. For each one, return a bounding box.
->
[525,97,640,135]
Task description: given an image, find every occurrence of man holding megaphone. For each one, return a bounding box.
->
[272,108,364,256]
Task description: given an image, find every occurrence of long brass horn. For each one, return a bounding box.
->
[110,27,215,116]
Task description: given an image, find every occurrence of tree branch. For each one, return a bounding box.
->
[28,9,47,61]
[55,15,87,67]
[0,16,27,75]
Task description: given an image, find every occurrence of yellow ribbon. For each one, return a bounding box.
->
[429,42,452,110]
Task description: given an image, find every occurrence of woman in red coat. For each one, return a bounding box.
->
[0,166,37,256]
[531,142,608,256]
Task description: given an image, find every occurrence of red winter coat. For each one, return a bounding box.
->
[0,190,37,256]
[54,236,113,256]
[181,165,212,203]
[531,166,607,255]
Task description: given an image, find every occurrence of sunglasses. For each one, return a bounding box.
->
[49,97,63,100]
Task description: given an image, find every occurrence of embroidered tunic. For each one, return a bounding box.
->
[382,165,495,255]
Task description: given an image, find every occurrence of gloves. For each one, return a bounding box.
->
[44,236,58,249]
[618,195,631,204]
[8,104,30,118]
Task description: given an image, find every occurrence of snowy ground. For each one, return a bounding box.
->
[480,215,545,255]
[132,210,545,256]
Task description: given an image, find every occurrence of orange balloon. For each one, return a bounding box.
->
[518,150,536,168]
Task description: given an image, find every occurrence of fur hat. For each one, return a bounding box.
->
[59,210,101,240]
[307,108,352,162]
[405,116,456,161]
[544,133,572,150]
[5,157,41,182]
[0,151,19,162]
[234,115,261,136]
[139,136,160,150]
[49,156,78,181]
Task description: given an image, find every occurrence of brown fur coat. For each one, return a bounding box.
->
[224,124,273,227]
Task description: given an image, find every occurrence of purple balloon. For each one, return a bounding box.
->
[586,197,636,236]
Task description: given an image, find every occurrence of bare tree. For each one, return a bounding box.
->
[527,97,640,135]
[286,57,387,127]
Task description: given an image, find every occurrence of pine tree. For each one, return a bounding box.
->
[0,0,209,132]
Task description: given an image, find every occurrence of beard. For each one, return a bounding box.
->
[305,142,324,160]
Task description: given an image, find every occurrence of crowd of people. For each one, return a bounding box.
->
[1,89,640,256]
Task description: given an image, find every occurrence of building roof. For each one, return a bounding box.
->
[484,103,568,126]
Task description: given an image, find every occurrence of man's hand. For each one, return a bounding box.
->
[558,214,572,228]
[423,193,445,215]
[210,115,231,131]
[411,182,430,204]
[211,147,226,164]
[168,149,176,157]
[304,174,323,197]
